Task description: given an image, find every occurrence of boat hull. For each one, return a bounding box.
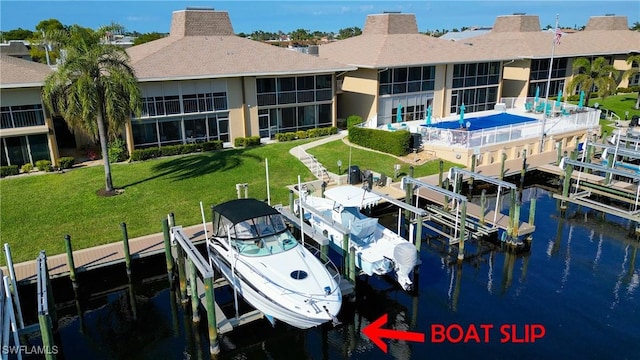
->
[208,242,342,329]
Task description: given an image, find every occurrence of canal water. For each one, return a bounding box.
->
[18,186,639,359]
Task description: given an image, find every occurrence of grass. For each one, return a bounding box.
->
[0,136,458,264]
[306,138,462,179]
[0,139,318,263]
[567,92,640,135]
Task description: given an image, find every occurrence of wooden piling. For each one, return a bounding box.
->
[605,151,614,185]
[63,234,78,290]
[556,141,563,165]
[507,189,516,237]
[520,149,527,189]
[513,200,521,238]
[499,152,507,180]
[457,201,467,261]
[469,154,476,192]
[438,160,444,188]
[121,222,132,279]
[342,233,349,278]
[349,247,356,284]
[561,154,574,211]
[415,217,423,253]
[480,189,487,225]
[443,178,450,212]
[161,218,174,285]
[176,242,187,303]
[188,259,200,323]
[289,190,295,214]
[203,277,220,355]
[529,198,536,227]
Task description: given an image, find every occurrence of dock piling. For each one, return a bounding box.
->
[63,234,78,290]
[348,247,356,284]
[480,189,487,225]
[204,277,220,355]
[499,152,507,180]
[121,222,132,280]
[188,259,200,323]
[529,198,537,227]
[438,160,443,187]
[161,218,175,285]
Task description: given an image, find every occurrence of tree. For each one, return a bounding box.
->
[1,28,34,41]
[42,25,141,194]
[622,54,640,109]
[631,21,640,31]
[29,19,66,64]
[337,27,361,39]
[567,57,618,107]
[132,32,166,46]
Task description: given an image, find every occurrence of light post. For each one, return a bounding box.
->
[337,160,342,175]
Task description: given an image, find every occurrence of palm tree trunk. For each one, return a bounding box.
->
[635,92,640,110]
[97,101,114,192]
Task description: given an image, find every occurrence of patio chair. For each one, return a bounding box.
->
[524,103,533,112]
[386,123,396,131]
[535,103,545,113]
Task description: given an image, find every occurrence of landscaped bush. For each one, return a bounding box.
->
[20,163,33,174]
[130,140,224,161]
[58,157,75,169]
[347,115,363,129]
[234,136,261,147]
[0,165,19,177]
[617,86,640,94]
[348,126,410,156]
[275,126,337,142]
[108,138,128,163]
[35,160,52,172]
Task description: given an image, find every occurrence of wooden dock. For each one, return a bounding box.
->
[3,223,212,285]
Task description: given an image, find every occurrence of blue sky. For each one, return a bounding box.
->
[1,0,638,34]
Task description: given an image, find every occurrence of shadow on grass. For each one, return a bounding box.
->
[122,149,262,188]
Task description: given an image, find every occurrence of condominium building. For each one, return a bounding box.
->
[1,9,638,168]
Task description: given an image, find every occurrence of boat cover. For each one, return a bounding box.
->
[325,186,381,209]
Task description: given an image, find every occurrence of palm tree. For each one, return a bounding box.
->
[42,25,141,194]
[622,54,640,109]
[567,57,618,107]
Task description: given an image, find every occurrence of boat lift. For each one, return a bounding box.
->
[557,156,640,221]
[402,176,471,260]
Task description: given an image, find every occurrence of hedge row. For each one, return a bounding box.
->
[130,140,223,161]
[275,126,338,142]
[348,126,411,157]
[0,166,19,177]
[234,136,261,147]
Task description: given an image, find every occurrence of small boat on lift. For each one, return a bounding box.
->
[298,185,418,291]
[206,198,342,329]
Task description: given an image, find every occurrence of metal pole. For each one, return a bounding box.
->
[121,222,132,280]
[64,234,78,290]
[539,14,560,153]
[3,244,24,329]
[204,277,220,355]
[265,158,271,205]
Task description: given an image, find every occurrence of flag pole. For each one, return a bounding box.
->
[539,14,561,153]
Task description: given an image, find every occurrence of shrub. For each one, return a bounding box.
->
[234,137,245,147]
[20,163,33,174]
[58,157,75,169]
[276,132,298,142]
[348,126,410,156]
[347,115,363,129]
[108,138,128,163]
[35,160,52,172]
[296,130,307,139]
[130,147,161,161]
[1,165,19,177]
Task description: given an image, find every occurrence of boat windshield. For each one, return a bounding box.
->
[223,213,298,257]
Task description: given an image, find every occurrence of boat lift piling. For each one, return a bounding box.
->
[161,218,175,287]
[63,235,78,290]
[120,222,132,281]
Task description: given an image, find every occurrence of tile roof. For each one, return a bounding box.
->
[126,9,355,81]
[319,13,640,68]
[0,55,53,88]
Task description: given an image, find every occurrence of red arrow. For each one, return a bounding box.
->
[362,314,425,353]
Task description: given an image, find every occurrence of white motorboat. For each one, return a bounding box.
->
[298,185,418,291]
[207,198,342,329]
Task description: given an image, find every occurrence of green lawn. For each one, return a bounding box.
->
[306,139,462,179]
[0,136,458,264]
[568,92,640,135]
[0,140,317,263]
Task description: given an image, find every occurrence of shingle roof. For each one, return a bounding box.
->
[0,55,53,88]
[319,13,640,68]
[126,9,355,81]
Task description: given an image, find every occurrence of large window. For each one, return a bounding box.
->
[142,93,226,117]
[452,62,500,89]
[257,74,333,106]
[257,104,332,136]
[131,112,230,149]
[379,66,435,96]
[0,134,50,167]
[529,58,568,82]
